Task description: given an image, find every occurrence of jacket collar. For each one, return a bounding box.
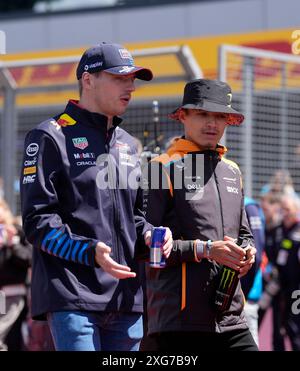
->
[64,100,123,133]
[167,137,227,159]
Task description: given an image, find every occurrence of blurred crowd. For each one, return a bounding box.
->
[0,167,300,351]
[258,170,300,350]
[0,184,54,351]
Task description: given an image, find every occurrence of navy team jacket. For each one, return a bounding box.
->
[20,100,151,320]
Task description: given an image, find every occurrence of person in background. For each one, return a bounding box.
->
[241,196,265,347]
[259,192,285,350]
[274,194,300,350]
[0,198,32,351]
[260,169,299,201]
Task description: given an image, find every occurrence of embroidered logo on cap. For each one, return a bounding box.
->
[119,49,132,59]
[118,66,135,74]
[84,61,103,71]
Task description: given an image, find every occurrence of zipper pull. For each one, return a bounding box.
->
[105,127,115,153]
[105,130,111,153]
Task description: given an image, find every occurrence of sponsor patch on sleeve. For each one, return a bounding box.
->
[22,174,36,184]
[26,143,39,157]
[23,166,36,175]
[23,141,39,184]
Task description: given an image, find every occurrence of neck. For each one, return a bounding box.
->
[184,134,217,151]
[79,96,114,129]
[185,138,216,151]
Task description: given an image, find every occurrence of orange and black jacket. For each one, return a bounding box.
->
[142,138,254,334]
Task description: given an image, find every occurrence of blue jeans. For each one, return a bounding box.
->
[47,311,143,351]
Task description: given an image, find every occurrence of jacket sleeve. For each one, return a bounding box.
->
[20,129,99,267]
[142,160,172,227]
[238,207,255,248]
[238,181,255,249]
[133,186,153,250]
[135,160,171,260]
[166,240,196,266]
[134,188,153,260]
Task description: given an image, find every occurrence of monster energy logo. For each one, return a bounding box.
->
[219,267,236,291]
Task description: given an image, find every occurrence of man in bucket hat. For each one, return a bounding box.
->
[20,42,173,351]
[142,79,258,351]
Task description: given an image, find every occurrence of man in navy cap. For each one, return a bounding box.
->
[20,42,172,351]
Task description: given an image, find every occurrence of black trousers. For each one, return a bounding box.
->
[150,328,258,351]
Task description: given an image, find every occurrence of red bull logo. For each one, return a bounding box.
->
[57,113,76,127]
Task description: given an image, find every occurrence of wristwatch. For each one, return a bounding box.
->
[195,239,205,261]
[206,239,213,259]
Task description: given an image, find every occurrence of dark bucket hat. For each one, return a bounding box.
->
[169,79,244,125]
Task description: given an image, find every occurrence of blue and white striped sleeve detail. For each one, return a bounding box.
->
[41,228,96,266]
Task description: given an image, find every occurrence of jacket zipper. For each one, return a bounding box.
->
[209,153,225,237]
[111,187,121,264]
[210,153,225,328]
[105,129,121,264]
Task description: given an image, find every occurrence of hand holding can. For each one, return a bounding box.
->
[149,227,167,269]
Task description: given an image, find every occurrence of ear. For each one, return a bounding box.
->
[81,72,93,91]
[177,109,186,124]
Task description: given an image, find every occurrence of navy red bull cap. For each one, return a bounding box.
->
[76,42,153,81]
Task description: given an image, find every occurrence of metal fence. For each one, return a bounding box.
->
[2,44,300,213]
[219,44,300,199]
[0,45,202,213]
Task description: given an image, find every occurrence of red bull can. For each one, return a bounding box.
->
[149,227,166,268]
